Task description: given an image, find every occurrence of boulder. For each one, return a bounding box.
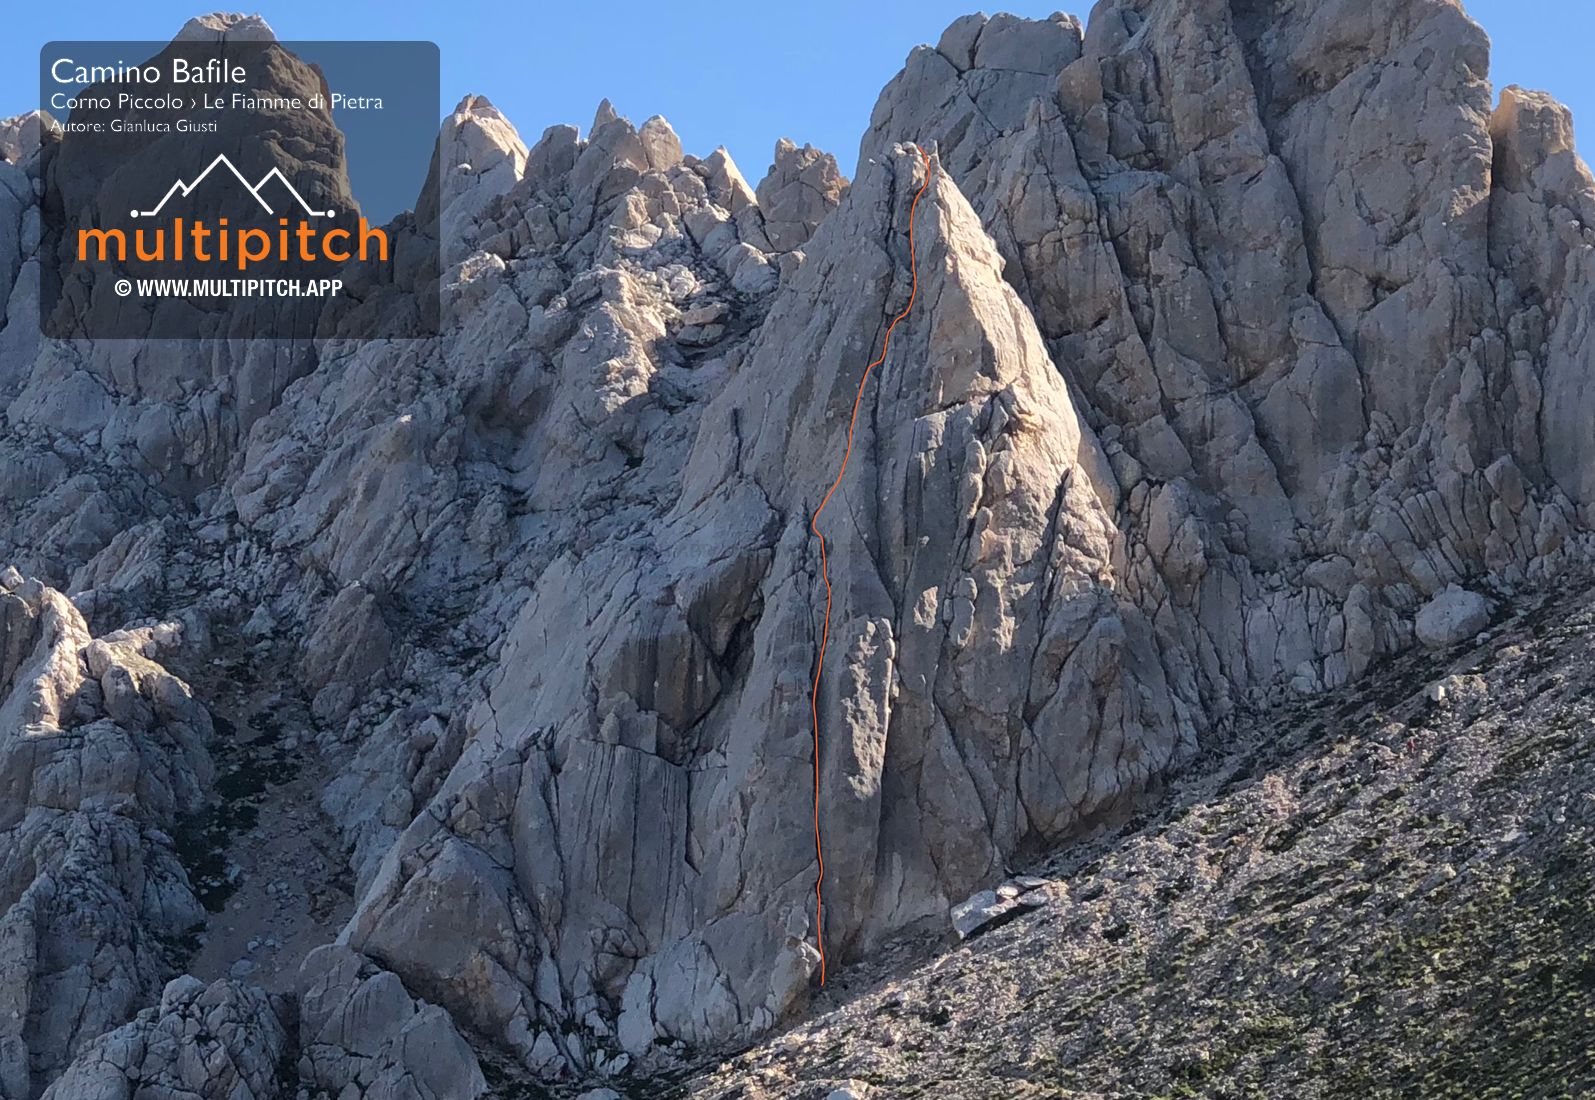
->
[951,877,1054,939]
[1416,586,1493,650]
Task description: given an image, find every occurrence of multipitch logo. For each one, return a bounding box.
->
[78,152,387,270]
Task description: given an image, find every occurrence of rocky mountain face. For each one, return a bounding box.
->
[683,579,1595,1098]
[0,2,1589,1097]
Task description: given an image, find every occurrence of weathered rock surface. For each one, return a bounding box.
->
[753,139,849,252]
[41,977,286,1100]
[0,3,1591,1096]
[0,573,212,1096]
[684,582,1595,1098]
[949,875,1052,939]
[1415,584,1492,649]
[0,115,42,166]
[297,944,488,1100]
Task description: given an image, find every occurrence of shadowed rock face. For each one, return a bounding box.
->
[0,571,214,1093]
[0,2,1591,1094]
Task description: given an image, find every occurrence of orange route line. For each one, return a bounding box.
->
[809,144,932,987]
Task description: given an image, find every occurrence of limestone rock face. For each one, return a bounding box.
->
[754,139,850,251]
[41,977,286,1100]
[331,142,1185,1075]
[863,13,1084,186]
[0,573,212,1095]
[174,12,277,42]
[0,3,1592,1096]
[866,1,1593,703]
[435,95,530,264]
[296,945,488,1100]
[0,114,43,165]
[0,14,345,585]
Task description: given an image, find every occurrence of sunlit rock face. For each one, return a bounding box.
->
[1,3,1592,1093]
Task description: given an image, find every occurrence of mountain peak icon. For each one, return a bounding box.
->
[129,153,334,219]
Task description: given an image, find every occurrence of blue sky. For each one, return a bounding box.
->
[12,1,1591,205]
